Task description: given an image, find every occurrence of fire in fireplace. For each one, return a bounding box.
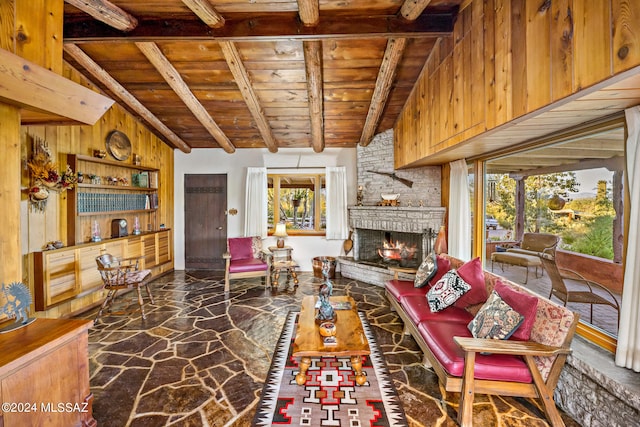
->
[377,239,418,262]
[356,229,430,268]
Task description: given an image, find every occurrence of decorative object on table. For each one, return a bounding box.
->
[77,172,84,183]
[133,153,141,165]
[312,256,337,278]
[273,223,288,248]
[318,321,336,337]
[133,216,141,235]
[0,282,36,332]
[366,169,413,188]
[132,171,149,188]
[356,185,364,206]
[434,225,448,255]
[254,311,408,426]
[316,260,336,322]
[27,136,77,212]
[91,220,102,242]
[45,240,64,250]
[106,130,132,161]
[379,193,400,206]
[111,218,128,238]
[93,149,107,159]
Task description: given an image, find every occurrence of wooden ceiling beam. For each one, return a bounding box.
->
[63,44,191,153]
[219,41,279,153]
[297,0,319,26]
[304,41,324,153]
[64,13,454,42]
[399,0,434,21]
[65,0,138,32]
[181,0,225,28]
[136,42,235,153]
[359,38,407,147]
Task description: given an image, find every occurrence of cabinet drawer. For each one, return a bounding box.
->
[77,246,103,293]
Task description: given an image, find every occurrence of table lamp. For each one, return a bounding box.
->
[274,223,288,248]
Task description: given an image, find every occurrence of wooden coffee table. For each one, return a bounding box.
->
[292,295,370,386]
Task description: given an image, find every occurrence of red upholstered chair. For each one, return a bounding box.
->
[224,236,271,292]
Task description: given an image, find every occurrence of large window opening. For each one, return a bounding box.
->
[482,123,625,347]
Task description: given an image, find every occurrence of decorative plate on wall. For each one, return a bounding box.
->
[106,130,131,161]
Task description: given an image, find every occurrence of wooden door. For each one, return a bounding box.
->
[184,174,227,269]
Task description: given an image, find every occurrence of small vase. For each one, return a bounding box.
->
[434,225,447,255]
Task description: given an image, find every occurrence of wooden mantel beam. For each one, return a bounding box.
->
[359,38,407,147]
[297,0,319,27]
[136,42,235,153]
[303,41,324,152]
[64,44,191,153]
[399,0,434,21]
[219,41,279,153]
[181,0,225,28]
[65,0,138,32]
[0,48,113,125]
[64,13,454,42]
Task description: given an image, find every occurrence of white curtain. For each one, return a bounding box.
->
[448,159,471,260]
[616,107,640,372]
[325,166,349,240]
[244,167,268,238]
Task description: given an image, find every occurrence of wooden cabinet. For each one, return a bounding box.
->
[32,230,172,312]
[0,319,95,427]
[66,154,159,245]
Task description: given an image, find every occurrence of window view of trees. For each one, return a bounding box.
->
[268,174,326,233]
[487,171,617,260]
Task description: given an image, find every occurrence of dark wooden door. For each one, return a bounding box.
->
[184,174,227,269]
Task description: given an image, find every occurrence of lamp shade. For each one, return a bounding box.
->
[273,223,288,237]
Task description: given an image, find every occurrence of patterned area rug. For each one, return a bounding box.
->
[253,311,408,426]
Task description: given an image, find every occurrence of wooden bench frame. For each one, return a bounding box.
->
[386,267,580,427]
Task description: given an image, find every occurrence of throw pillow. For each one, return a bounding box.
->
[467,290,524,340]
[453,257,488,308]
[494,280,539,340]
[427,270,471,312]
[428,255,451,286]
[414,251,438,288]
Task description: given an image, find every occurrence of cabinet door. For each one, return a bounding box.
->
[45,250,79,307]
[77,245,103,293]
[142,234,157,268]
[126,236,143,259]
[157,231,171,265]
[103,240,125,260]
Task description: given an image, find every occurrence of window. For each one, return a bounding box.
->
[480,121,625,351]
[268,173,326,235]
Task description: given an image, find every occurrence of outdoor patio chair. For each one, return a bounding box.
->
[540,249,620,327]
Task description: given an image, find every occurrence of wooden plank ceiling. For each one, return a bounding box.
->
[59,0,461,154]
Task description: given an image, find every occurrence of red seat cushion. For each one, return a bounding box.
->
[229,237,254,260]
[228,258,268,274]
[417,321,532,383]
[385,279,428,302]
[401,295,473,324]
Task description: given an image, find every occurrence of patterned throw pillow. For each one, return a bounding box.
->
[467,290,524,340]
[427,270,471,312]
[414,251,438,288]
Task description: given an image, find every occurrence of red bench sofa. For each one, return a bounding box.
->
[385,254,579,427]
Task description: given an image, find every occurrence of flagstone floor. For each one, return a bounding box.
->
[79,271,581,427]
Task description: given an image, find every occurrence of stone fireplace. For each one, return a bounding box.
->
[340,205,445,286]
[338,129,445,286]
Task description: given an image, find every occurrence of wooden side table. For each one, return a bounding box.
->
[268,246,299,287]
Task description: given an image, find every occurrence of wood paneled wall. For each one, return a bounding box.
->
[394,0,640,168]
[22,62,175,297]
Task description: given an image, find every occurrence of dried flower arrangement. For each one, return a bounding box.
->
[27,136,77,212]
